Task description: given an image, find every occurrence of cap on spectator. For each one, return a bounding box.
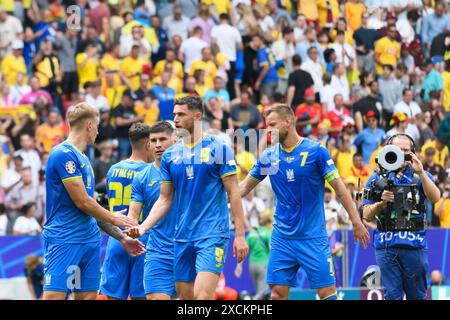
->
[432,56,443,65]
[390,112,408,125]
[366,110,376,118]
[142,63,152,75]
[343,118,355,127]
[304,87,315,98]
[12,39,24,50]
[425,147,436,156]
[386,12,396,20]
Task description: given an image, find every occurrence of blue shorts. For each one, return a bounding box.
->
[267,235,336,289]
[174,237,229,282]
[43,240,101,293]
[100,236,146,299]
[375,247,428,300]
[144,249,177,297]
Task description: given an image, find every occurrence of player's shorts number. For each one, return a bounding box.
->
[327,258,335,277]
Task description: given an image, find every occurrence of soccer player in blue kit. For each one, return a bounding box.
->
[127,96,249,300]
[100,123,153,300]
[128,121,178,300]
[239,104,370,300]
[43,103,145,300]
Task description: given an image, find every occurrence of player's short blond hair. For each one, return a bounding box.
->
[264,104,295,122]
[66,102,99,128]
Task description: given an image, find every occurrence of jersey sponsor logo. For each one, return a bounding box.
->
[186,165,194,180]
[286,169,295,182]
[65,161,76,174]
[272,159,281,166]
[81,163,86,168]
[62,148,72,153]
[148,180,157,187]
[285,156,295,163]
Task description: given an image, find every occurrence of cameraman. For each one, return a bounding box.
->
[362,134,440,300]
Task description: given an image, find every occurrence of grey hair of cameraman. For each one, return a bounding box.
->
[362,135,441,223]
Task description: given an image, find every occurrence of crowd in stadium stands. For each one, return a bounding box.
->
[1,0,450,240]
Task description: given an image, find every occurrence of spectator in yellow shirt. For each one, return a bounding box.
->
[76,42,100,89]
[297,0,318,25]
[349,153,371,187]
[434,184,450,228]
[420,138,449,168]
[193,69,211,97]
[134,92,159,126]
[1,39,27,86]
[317,0,339,29]
[101,70,129,109]
[344,0,366,33]
[333,135,355,180]
[189,47,217,89]
[152,62,183,94]
[153,48,184,79]
[121,44,147,91]
[442,59,450,112]
[100,44,121,86]
[35,108,64,154]
[202,0,231,16]
[374,25,401,75]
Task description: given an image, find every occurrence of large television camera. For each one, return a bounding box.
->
[361,145,426,232]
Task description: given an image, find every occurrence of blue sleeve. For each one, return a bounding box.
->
[354,132,363,147]
[437,73,444,90]
[249,149,273,181]
[362,173,379,205]
[258,49,268,67]
[53,150,83,183]
[160,152,172,184]
[421,16,429,44]
[131,173,144,203]
[317,144,338,179]
[218,143,237,179]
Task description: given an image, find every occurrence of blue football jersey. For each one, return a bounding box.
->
[249,138,338,239]
[160,135,237,242]
[44,141,100,244]
[131,163,176,256]
[363,166,432,249]
[106,159,148,215]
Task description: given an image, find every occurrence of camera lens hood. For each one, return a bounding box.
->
[377,144,405,172]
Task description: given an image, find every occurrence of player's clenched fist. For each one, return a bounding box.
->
[233,236,249,263]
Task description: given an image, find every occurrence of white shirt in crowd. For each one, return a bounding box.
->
[119,35,153,58]
[330,74,350,101]
[179,36,208,73]
[0,14,23,58]
[386,126,420,142]
[0,214,7,236]
[162,14,191,41]
[211,23,242,62]
[9,84,31,105]
[393,100,422,118]
[13,216,42,235]
[86,94,109,111]
[242,196,266,229]
[13,149,41,185]
[301,58,323,93]
[320,84,338,112]
[330,42,355,69]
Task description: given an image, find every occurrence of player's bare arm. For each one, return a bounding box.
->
[223,174,249,263]
[239,175,261,198]
[127,182,174,238]
[128,201,143,225]
[96,219,145,256]
[329,177,370,249]
[63,178,136,228]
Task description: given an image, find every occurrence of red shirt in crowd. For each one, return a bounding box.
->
[324,108,351,138]
[295,103,322,136]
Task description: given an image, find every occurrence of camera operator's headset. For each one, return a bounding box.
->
[385,133,416,154]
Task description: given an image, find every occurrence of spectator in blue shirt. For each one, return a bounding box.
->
[295,27,323,64]
[150,71,176,120]
[253,34,279,100]
[421,2,450,49]
[150,15,168,66]
[421,59,444,103]
[204,76,230,111]
[354,111,386,164]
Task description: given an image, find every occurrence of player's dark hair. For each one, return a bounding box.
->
[174,95,205,114]
[128,122,151,147]
[292,54,302,66]
[325,187,332,193]
[353,152,363,159]
[149,121,175,136]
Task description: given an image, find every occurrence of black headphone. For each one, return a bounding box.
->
[386,133,416,153]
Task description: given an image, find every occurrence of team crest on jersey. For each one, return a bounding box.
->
[286,169,295,182]
[65,161,76,174]
[186,165,194,179]
[285,156,295,163]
